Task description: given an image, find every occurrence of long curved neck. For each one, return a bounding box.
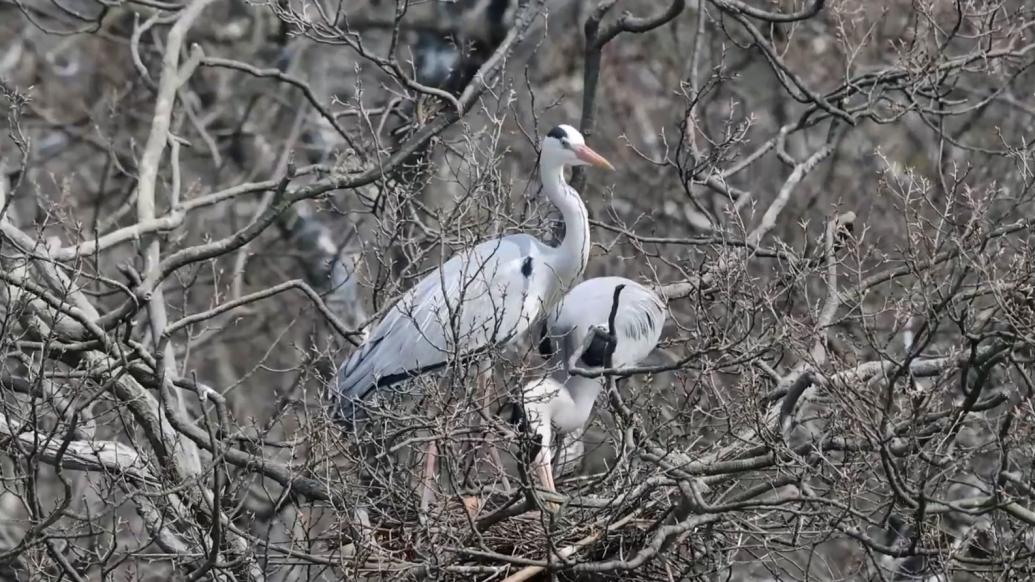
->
[540,159,590,288]
[554,366,604,420]
[564,373,604,425]
[571,374,603,406]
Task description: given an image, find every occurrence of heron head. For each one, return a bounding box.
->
[541,124,614,171]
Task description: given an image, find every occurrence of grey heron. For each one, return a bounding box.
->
[330,124,613,512]
[517,276,666,494]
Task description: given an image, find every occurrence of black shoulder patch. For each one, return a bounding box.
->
[526,432,544,464]
[521,256,533,277]
[538,330,554,359]
[505,402,544,463]
[547,126,567,140]
[581,330,617,367]
[508,402,529,432]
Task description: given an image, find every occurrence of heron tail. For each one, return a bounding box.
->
[329,338,385,429]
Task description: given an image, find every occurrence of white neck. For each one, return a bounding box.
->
[540,159,590,289]
[548,371,603,432]
[565,373,604,413]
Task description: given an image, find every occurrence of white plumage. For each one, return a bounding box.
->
[519,276,666,492]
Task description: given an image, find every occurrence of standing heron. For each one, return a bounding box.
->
[331,124,613,510]
[517,276,666,494]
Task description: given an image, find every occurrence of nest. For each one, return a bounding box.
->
[477,508,560,554]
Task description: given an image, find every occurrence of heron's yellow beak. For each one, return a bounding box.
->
[574,144,615,171]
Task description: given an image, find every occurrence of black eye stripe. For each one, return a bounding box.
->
[547,126,567,140]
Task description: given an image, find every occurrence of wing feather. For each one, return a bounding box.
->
[544,276,666,369]
[333,234,557,422]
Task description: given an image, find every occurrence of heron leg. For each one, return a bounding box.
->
[419,440,438,515]
[533,446,556,492]
[533,445,559,512]
[555,427,586,479]
[477,365,513,494]
[460,363,494,516]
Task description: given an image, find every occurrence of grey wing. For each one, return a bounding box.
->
[545,276,666,369]
[332,235,553,423]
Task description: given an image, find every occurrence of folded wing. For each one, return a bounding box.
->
[333,234,557,422]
